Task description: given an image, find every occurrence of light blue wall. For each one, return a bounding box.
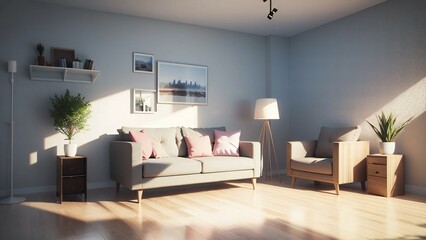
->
[289,0,426,188]
[1,0,424,194]
[0,0,267,193]
[266,35,290,171]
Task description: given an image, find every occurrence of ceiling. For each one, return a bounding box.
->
[34,0,386,36]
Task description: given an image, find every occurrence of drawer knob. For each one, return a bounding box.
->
[375,171,379,174]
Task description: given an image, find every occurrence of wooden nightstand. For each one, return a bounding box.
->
[57,155,87,203]
[367,154,404,197]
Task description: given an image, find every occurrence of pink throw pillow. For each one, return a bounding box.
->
[129,130,153,160]
[212,130,241,156]
[184,135,213,158]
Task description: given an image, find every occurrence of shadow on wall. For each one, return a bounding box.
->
[359,77,426,152]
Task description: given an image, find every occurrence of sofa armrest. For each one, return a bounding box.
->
[240,141,261,177]
[110,141,143,190]
[286,140,317,174]
[333,141,369,184]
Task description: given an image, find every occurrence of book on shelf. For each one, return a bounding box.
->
[84,59,94,70]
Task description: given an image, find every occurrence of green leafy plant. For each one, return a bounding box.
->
[49,89,91,143]
[366,112,413,142]
[36,43,44,57]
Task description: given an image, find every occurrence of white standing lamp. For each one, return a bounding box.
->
[0,60,25,204]
[254,98,280,181]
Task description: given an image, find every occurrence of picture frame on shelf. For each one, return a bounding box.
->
[133,89,157,113]
[51,48,75,68]
[133,53,154,73]
[157,61,208,105]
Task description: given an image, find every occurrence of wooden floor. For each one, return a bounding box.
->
[1,176,425,240]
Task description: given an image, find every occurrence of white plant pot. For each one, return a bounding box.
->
[379,142,395,155]
[64,143,77,157]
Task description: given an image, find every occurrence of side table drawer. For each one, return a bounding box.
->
[368,164,387,178]
[367,157,387,165]
[368,176,387,196]
[63,176,85,195]
[63,158,85,176]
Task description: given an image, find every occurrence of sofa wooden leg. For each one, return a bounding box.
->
[291,177,296,187]
[361,181,366,191]
[137,190,143,203]
[251,178,257,190]
[334,184,340,195]
[116,182,120,192]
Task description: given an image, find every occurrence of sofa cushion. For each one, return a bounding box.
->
[182,126,226,147]
[120,127,182,151]
[314,126,361,158]
[129,130,153,159]
[143,128,179,158]
[291,157,333,175]
[212,130,241,156]
[143,157,202,177]
[185,135,213,158]
[193,156,254,173]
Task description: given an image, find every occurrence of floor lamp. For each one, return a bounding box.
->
[254,98,280,181]
[0,60,25,204]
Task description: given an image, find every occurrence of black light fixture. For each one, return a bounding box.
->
[264,0,278,20]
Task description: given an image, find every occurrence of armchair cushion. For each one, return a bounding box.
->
[315,126,361,158]
[291,157,332,175]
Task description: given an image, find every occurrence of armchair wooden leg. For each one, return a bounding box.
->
[361,181,366,191]
[115,182,120,192]
[251,178,257,190]
[334,184,340,195]
[291,177,296,187]
[137,190,143,203]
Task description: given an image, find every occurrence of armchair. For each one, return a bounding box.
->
[286,126,369,194]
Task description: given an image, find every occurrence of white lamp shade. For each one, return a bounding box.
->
[8,60,17,73]
[254,98,280,120]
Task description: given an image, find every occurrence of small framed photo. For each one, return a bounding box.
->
[133,53,154,73]
[157,61,208,105]
[133,89,157,113]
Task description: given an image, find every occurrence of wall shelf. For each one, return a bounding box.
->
[29,65,100,84]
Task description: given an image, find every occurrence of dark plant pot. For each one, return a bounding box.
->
[37,56,45,66]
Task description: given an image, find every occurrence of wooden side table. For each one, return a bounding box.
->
[367,154,404,197]
[56,155,87,203]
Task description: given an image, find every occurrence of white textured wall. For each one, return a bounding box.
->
[289,0,426,189]
[0,0,266,193]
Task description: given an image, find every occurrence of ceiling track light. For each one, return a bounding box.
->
[263,0,278,20]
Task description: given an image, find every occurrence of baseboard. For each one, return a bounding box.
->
[265,169,286,176]
[0,180,116,197]
[406,184,426,196]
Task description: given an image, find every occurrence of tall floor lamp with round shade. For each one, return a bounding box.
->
[0,60,25,204]
[254,98,280,181]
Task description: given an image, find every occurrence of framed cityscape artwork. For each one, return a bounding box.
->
[157,61,208,105]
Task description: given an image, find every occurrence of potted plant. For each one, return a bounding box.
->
[49,89,91,156]
[136,97,145,111]
[366,112,413,155]
[36,43,45,66]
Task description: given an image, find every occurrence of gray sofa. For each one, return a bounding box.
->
[110,126,261,202]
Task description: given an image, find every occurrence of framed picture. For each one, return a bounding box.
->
[133,89,157,113]
[51,48,75,68]
[157,61,208,105]
[133,53,154,73]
